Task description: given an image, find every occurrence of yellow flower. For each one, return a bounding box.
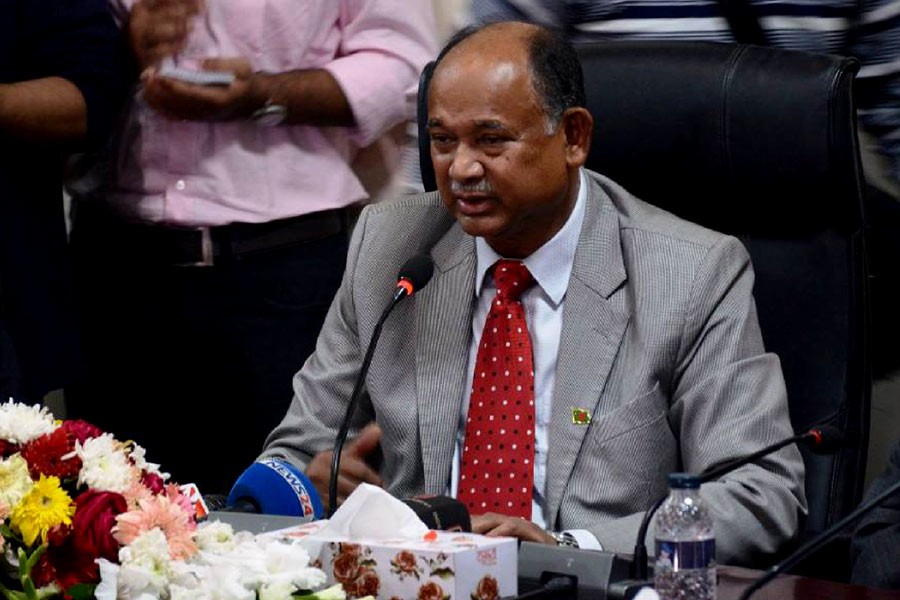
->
[0,453,34,508]
[10,474,75,547]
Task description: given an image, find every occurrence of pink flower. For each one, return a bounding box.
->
[122,476,154,508]
[114,494,198,560]
[164,483,193,516]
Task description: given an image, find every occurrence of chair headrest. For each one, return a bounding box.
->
[576,42,863,234]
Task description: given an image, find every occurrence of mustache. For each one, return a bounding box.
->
[450,179,493,194]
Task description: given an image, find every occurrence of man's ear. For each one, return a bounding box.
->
[562,107,593,168]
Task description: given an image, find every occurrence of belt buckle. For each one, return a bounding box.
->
[174,227,214,267]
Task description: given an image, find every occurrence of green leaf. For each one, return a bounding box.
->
[430,567,455,579]
[23,546,48,572]
[0,578,28,600]
[21,575,35,600]
[33,585,61,600]
[65,583,97,600]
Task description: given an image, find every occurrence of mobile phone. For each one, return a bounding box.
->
[158,65,236,86]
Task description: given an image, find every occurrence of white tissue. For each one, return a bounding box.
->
[314,483,429,540]
[634,587,661,600]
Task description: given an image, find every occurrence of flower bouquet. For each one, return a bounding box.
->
[0,399,353,600]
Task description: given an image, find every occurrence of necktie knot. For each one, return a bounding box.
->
[492,259,533,301]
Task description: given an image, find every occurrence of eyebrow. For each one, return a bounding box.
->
[426,118,508,131]
[473,120,506,130]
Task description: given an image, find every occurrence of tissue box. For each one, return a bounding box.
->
[278,521,517,600]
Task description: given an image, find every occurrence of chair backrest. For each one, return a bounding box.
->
[417,42,871,538]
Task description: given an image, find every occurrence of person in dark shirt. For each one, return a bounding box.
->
[0,0,129,402]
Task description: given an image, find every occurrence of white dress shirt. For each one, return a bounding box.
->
[450,170,600,549]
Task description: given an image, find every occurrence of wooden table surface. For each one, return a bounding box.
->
[718,566,900,600]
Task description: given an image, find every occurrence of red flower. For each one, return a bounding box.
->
[357,569,380,597]
[141,471,166,494]
[392,550,418,575]
[418,581,445,600]
[473,575,500,600]
[72,490,128,563]
[0,438,18,458]
[20,428,80,480]
[60,419,103,444]
[333,552,363,587]
[34,491,128,590]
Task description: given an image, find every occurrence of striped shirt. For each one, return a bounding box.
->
[471,0,900,184]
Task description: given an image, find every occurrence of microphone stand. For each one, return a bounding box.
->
[328,286,410,517]
[697,432,811,484]
[738,477,900,600]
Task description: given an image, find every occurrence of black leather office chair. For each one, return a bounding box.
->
[418,42,871,558]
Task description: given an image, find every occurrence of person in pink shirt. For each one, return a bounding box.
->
[68,0,437,494]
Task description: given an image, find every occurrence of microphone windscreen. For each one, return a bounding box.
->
[805,425,845,455]
[398,254,434,293]
[228,459,324,519]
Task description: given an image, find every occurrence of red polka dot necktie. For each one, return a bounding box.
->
[459,259,535,518]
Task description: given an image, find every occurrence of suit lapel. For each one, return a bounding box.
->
[415,224,476,494]
[545,178,631,525]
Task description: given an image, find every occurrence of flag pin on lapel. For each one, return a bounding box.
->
[571,407,591,425]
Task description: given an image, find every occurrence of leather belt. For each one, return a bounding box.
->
[105,208,348,267]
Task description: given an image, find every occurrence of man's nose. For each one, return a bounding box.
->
[449,145,485,181]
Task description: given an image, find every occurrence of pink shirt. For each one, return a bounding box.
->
[107,0,437,226]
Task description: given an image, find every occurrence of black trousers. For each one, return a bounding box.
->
[67,208,348,494]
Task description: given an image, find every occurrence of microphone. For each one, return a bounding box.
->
[328,254,435,516]
[403,495,471,532]
[628,424,845,582]
[738,476,900,600]
[225,459,324,519]
[392,253,435,302]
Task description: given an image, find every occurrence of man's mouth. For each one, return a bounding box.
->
[455,194,493,216]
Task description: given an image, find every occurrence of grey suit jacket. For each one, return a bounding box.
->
[263,170,806,565]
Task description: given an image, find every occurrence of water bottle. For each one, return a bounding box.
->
[653,473,716,600]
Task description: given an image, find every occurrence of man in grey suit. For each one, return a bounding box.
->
[261,21,805,565]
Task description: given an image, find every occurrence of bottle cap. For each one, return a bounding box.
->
[667,472,701,489]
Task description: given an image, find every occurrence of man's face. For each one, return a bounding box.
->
[427,37,577,258]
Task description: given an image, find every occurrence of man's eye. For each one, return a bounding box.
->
[481,136,504,145]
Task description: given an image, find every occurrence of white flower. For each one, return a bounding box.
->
[262,541,326,591]
[76,433,134,492]
[202,562,257,600]
[117,528,175,598]
[0,399,57,445]
[195,520,237,553]
[259,580,297,600]
[94,559,120,600]
[310,584,347,600]
[0,454,34,508]
[171,583,212,600]
[98,521,334,600]
[129,442,170,481]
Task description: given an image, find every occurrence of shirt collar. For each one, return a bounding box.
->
[474,169,587,306]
